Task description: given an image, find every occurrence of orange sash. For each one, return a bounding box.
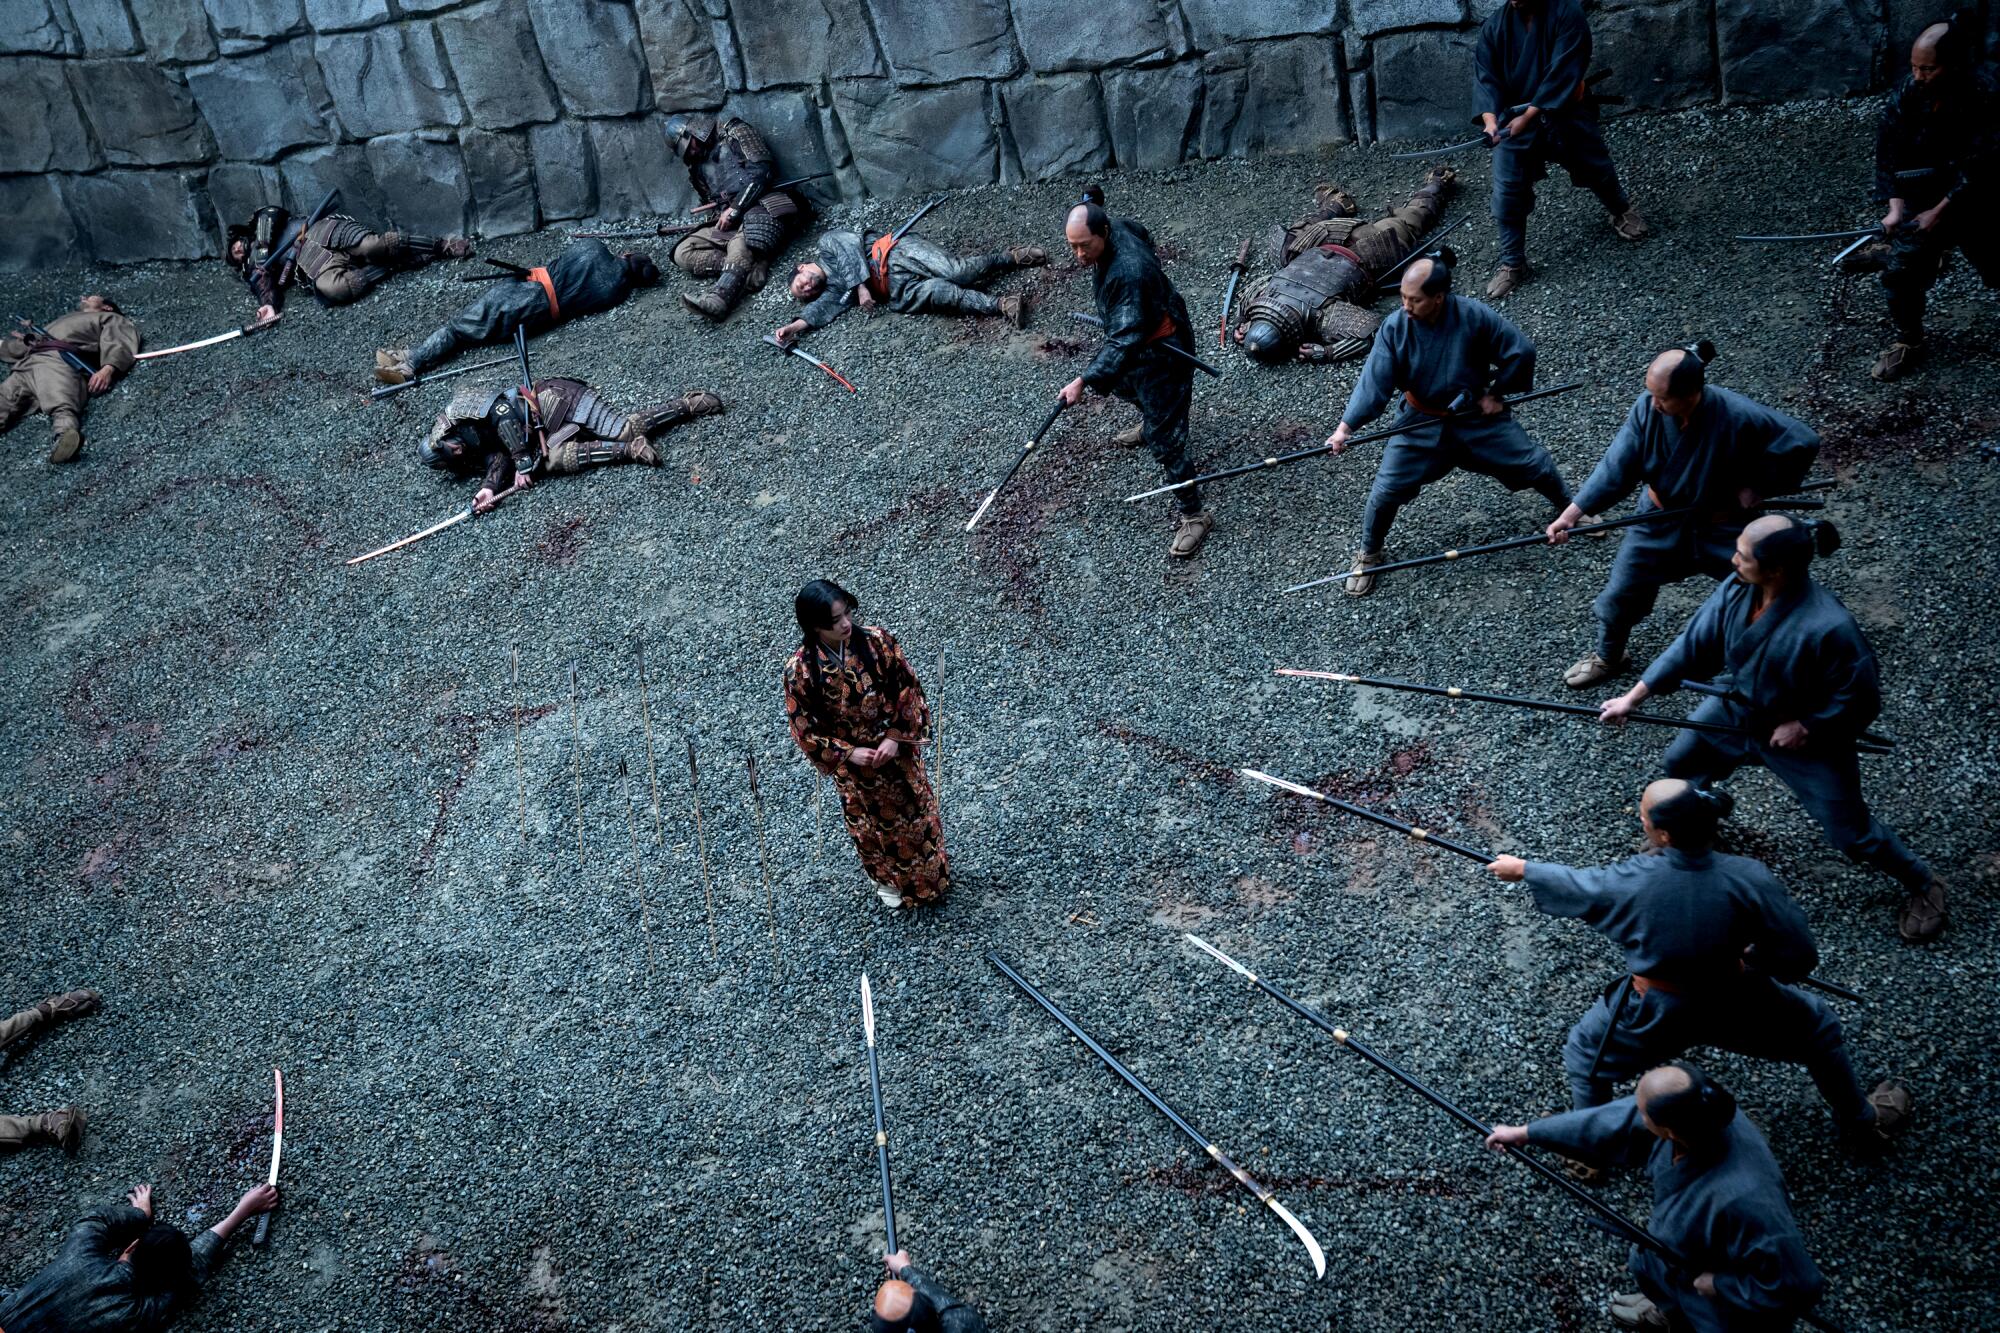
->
[527,266,559,321]
[866,233,898,300]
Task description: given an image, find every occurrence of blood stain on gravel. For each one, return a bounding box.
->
[829,482,962,551]
[1033,334,1088,360]
[121,474,328,548]
[78,834,136,890]
[1095,720,1240,785]
[533,514,589,566]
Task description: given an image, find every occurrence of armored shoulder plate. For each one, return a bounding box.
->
[442,381,507,427]
[720,116,774,165]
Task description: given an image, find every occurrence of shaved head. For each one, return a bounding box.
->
[1637,1063,1691,1111]
[1914,20,1950,55]
[1065,202,1109,266]
[1741,513,1795,547]
[1639,777,1689,824]
[1399,259,1435,298]
[874,1279,914,1322]
[1063,203,1092,240]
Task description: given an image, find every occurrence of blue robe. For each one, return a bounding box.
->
[1641,578,1930,890]
[1340,294,1568,552]
[1473,0,1630,269]
[1524,847,1869,1124]
[1575,387,1820,659]
[1528,1099,1825,1332]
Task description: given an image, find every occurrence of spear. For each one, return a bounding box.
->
[367,352,517,400]
[860,973,899,1253]
[1237,768,1862,1004]
[1374,214,1470,288]
[932,647,946,808]
[1282,480,1836,593]
[746,749,780,965]
[1122,382,1582,502]
[510,647,527,841]
[687,735,718,960]
[1272,669,1894,756]
[1068,312,1223,378]
[567,663,587,867]
[965,397,1068,531]
[635,638,664,844]
[619,758,653,969]
[1181,936,1845,1333]
[986,952,1327,1278]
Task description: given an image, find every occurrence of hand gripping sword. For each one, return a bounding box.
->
[860,973,899,1252]
[987,952,1326,1279]
[1386,103,1530,160]
[251,1067,283,1245]
[135,314,282,363]
[762,334,857,393]
[965,397,1067,531]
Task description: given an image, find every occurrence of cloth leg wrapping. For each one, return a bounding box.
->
[23,360,84,437]
[0,1004,47,1050]
[1359,420,1456,552]
[1763,742,1932,890]
[0,370,35,435]
[893,277,1000,317]
[1882,226,1946,342]
[0,1113,50,1149]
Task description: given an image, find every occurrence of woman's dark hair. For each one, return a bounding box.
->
[1751,515,1840,575]
[1644,1063,1738,1150]
[129,1224,195,1298]
[1650,784,1727,851]
[795,579,880,714]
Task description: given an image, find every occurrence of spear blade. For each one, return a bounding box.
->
[861,971,877,1047]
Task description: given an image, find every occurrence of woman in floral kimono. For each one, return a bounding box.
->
[783,581,949,908]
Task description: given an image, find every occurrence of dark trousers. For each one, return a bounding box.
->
[1359,412,1569,553]
[1490,116,1630,269]
[1882,210,2000,342]
[1593,513,1738,661]
[1664,697,1930,891]
[411,282,551,374]
[1115,344,1201,514]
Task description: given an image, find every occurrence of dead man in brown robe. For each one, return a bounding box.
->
[2,296,140,464]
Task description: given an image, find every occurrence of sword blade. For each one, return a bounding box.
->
[344,507,472,565]
[1735,227,1881,242]
[861,972,877,1047]
[1386,133,1491,161]
[251,1066,283,1246]
[135,315,282,362]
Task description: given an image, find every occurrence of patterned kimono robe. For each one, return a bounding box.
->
[784,626,948,904]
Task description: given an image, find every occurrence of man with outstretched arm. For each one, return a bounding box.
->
[1487,1063,1825,1333]
[1549,343,1819,688]
[0,1181,277,1332]
[868,1249,988,1333]
[2,296,139,465]
[1322,253,1577,596]
[1600,514,1946,942]
[1474,0,1646,299]
[1058,198,1215,559]
[1486,780,1908,1147]
[773,229,1045,344]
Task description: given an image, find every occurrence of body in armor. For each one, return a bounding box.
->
[1235,168,1456,364]
[226,205,472,321]
[663,113,813,320]
[420,377,723,510]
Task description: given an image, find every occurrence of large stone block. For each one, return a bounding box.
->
[1592,0,1715,111]
[1201,37,1346,158]
[1001,74,1112,179]
[1179,0,1338,46]
[278,143,386,224]
[203,0,306,52]
[66,170,218,262]
[0,0,75,54]
[133,0,219,63]
[729,0,884,88]
[1371,27,1478,139]
[365,132,473,235]
[186,40,334,160]
[67,0,145,54]
[584,116,694,216]
[532,1,650,117]
[0,176,81,271]
[462,127,539,237]
[1102,61,1203,169]
[437,0,559,129]
[69,61,212,166]
[863,0,1017,84]
[634,0,727,106]
[1719,0,1882,102]
[304,0,390,29]
[206,161,285,230]
[317,23,465,138]
[831,79,999,194]
[1008,0,1179,73]
[719,89,836,184]
[529,119,596,220]
[0,59,99,173]
[1350,0,1465,36]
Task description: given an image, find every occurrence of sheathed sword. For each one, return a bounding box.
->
[761,334,857,393]
[1235,769,1863,1004]
[987,952,1326,1279]
[1376,214,1469,288]
[1219,235,1253,347]
[10,316,96,377]
[135,314,282,362]
[965,397,1066,531]
[251,1067,283,1245]
[1068,312,1222,379]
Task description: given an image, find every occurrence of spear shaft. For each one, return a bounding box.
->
[860,973,899,1253]
[510,647,527,841]
[619,758,653,969]
[746,750,780,965]
[567,663,586,867]
[965,398,1067,531]
[636,638,664,844]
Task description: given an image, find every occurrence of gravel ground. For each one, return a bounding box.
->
[3,97,1997,1332]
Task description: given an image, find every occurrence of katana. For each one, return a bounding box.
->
[888,194,946,245]
[1827,232,1884,268]
[1124,381,1581,502]
[762,333,857,393]
[965,397,1067,531]
[860,973,900,1253]
[1283,479,1836,592]
[1735,227,1884,242]
[251,1067,283,1245]
[134,314,281,362]
[368,353,518,400]
[1376,215,1469,288]
[10,315,96,377]
[1272,669,1894,756]
[1219,235,1253,347]
[1067,312,1223,379]
[1385,103,1529,160]
[1239,766,1863,1004]
[343,478,527,565]
[1177,936,1847,1333]
[986,952,1327,1278]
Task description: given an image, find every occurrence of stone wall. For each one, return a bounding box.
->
[1,0,1991,268]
